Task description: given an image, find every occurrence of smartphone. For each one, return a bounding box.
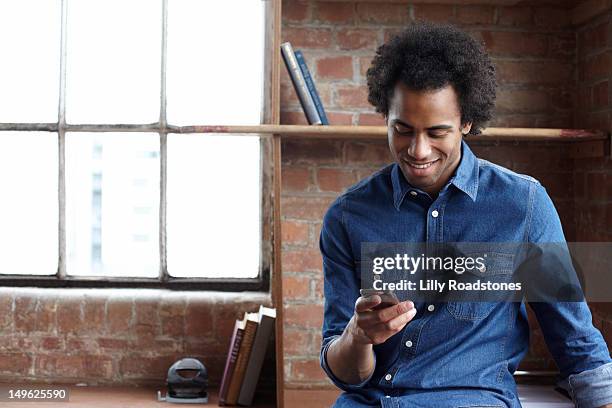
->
[359,289,400,310]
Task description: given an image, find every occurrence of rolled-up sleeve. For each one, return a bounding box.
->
[319,196,373,391]
[528,183,612,407]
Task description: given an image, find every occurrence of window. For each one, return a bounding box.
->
[0,0,272,290]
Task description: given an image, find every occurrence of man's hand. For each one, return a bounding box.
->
[347,295,417,346]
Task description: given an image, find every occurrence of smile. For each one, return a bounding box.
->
[404,159,439,169]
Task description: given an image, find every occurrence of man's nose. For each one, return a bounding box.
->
[407,134,432,160]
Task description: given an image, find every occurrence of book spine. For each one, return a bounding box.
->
[295,50,329,125]
[218,323,245,406]
[236,314,276,406]
[280,42,322,125]
[225,320,258,405]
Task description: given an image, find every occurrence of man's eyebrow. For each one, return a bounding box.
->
[393,119,454,130]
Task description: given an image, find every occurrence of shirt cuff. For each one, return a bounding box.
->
[568,362,612,408]
[320,335,376,391]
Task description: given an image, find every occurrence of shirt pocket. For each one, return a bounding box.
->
[445,252,515,321]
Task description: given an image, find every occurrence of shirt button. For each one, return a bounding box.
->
[385,395,391,398]
[431,210,439,218]
[427,304,435,312]
[405,340,413,348]
[410,190,417,197]
[384,373,392,381]
[478,264,487,273]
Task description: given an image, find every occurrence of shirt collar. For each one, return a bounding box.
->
[391,139,479,210]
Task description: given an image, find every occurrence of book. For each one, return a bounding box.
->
[237,306,277,406]
[218,319,246,406]
[280,42,322,125]
[224,312,259,405]
[295,50,329,125]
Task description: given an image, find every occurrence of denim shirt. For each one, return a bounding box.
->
[319,140,612,408]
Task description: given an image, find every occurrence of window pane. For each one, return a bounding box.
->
[0,1,60,122]
[167,135,260,278]
[0,132,58,275]
[166,0,265,125]
[66,133,160,277]
[65,0,161,124]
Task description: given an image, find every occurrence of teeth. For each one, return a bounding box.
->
[406,160,436,169]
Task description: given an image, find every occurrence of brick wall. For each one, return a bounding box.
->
[0,287,274,388]
[575,8,612,348]
[279,0,608,389]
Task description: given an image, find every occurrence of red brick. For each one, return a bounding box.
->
[280,110,308,125]
[313,2,355,24]
[413,4,454,23]
[358,112,385,126]
[0,295,12,331]
[14,295,36,333]
[284,304,324,329]
[383,29,402,44]
[345,141,392,166]
[159,298,186,337]
[0,353,31,375]
[282,0,309,23]
[282,27,333,49]
[282,140,343,165]
[184,300,214,338]
[456,5,494,25]
[356,3,409,25]
[35,296,56,333]
[317,168,357,192]
[57,298,83,335]
[587,173,608,200]
[282,167,312,192]
[533,7,571,29]
[97,337,129,350]
[496,89,549,113]
[214,304,247,341]
[337,29,378,51]
[107,298,133,335]
[481,31,548,57]
[284,275,313,300]
[120,355,177,379]
[282,220,310,245]
[281,196,334,221]
[549,32,575,59]
[82,297,106,333]
[314,276,324,301]
[498,6,533,26]
[336,85,371,109]
[283,328,311,355]
[316,56,353,80]
[497,61,572,85]
[282,248,323,273]
[359,56,375,78]
[580,22,609,56]
[583,52,612,81]
[41,336,62,351]
[593,81,609,108]
[290,358,327,382]
[326,112,354,125]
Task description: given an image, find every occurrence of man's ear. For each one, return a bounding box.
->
[461,122,473,135]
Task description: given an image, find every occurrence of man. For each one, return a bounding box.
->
[319,21,612,408]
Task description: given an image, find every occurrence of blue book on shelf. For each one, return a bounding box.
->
[295,50,329,125]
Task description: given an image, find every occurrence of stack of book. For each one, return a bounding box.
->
[281,41,329,125]
[218,305,276,407]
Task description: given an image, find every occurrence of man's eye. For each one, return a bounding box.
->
[394,125,412,135]
[429,130,449,137]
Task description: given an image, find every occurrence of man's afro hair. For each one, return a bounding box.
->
[366,21,497,135]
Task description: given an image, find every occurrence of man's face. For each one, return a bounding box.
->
[386,83,471,197]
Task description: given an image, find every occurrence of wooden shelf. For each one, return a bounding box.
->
[169,124,609,142]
